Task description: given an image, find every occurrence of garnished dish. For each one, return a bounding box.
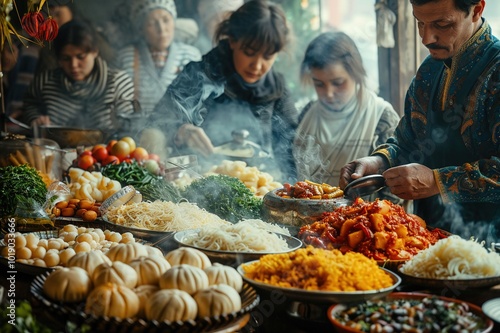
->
[174,220,302,266]
[298,198,448,262]
[275,180,343,199]
[329,292,494,333]
[30,247,259,333]
[398,236,500,289]
[237,246,400,303]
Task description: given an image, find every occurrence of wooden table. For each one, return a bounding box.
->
[2,268,498,333]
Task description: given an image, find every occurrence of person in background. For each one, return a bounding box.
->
[339,0,500,244]
[294,31,400,187]
[35,1,76,74]
[115,0,201,114]
[151,0,299,182]
[5,1,87,133]
[194,0,244,55]
[22,20,135,132]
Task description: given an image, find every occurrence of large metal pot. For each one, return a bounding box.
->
[261,189,352,227]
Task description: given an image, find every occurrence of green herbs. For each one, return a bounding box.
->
[100,161,159,187]
[0,165,48,217]
[135,178,182,203]
[181,175,262,223]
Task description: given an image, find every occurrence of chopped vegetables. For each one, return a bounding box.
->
[100,161,159,187]
[335,296,488,333]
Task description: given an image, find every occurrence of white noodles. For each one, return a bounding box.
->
[105,201,230,231]
[400,235,500,279]
[182,222,291,252]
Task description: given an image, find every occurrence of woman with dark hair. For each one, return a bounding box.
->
[22,20,134,131]
[150,0,299,181]
[294,31,400,187]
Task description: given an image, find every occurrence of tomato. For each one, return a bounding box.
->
[131,147,149,162]
[77,155,94,170]
[92,144,106,153]
[120,137,136,152]
[102,155,120,166]
[148,153,160,162]
[80,150,92,157]
[111,141,131,161]
[106,140,117,153]
[92,147,108,162]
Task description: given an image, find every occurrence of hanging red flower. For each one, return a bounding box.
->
[21,12,45,39]
[40,17,59,41]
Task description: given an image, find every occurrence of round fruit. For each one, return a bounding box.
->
[102,155,120,166]
[131,147,149,162]
[106,140,117,153]
[120,137,136,152]
[92,147,108,162]
[80,150,92,157]
[148,153,160,162]
[111,141,131,161]
[92,144,106,154]
[144,160,160,175]
[78,155,95,170]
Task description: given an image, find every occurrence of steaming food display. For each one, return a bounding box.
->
[1,135,499,331]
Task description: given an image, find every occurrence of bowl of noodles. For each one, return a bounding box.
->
[173,220,303,267]
[397,235,500,290]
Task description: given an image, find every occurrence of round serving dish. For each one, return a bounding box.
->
[174,229,303,267]
[261,188,351,227]
[237,261,400,304]
[483,298,500,324]
[328,292,494,333]
[397,266,500,290]
[30,272,260,333]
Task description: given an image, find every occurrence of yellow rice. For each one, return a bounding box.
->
[243,246,394,291]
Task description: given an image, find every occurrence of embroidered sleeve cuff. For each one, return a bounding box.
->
[433,168,450,203]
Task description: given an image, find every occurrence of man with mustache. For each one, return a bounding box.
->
[339,0,500,243]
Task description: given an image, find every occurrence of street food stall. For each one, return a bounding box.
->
[1,1,500,333]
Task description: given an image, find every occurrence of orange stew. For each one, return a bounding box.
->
[276,180,343,199]
[298,198,448,261]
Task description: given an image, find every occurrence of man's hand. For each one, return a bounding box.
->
[339,156,388,189]
[383,163,440,200]
[175,123,214,157]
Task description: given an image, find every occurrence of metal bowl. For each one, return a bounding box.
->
[261,188,351,227]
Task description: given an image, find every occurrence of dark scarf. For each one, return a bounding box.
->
[203,39,285,105]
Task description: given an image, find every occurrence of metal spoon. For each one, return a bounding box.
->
[343,174,386,199]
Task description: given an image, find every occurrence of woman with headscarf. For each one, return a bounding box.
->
[22,20,135,132]
[116,0,201,114]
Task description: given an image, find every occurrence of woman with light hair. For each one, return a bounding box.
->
[116,0,201,114]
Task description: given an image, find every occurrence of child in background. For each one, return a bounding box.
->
[294,31,400,186]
